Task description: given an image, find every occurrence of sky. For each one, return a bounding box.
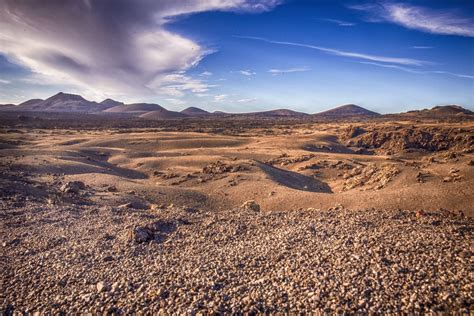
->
[0,0,473,114]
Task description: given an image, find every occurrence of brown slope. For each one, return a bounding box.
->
[402,105,473,117]
[140,108,189,120]
[17,92,106,112]
[104,103,165,113]
[314,104,380,118]
[181,107,210,116]
[100,98,124,108]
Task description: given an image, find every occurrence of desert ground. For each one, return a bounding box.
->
[1,116,473,313]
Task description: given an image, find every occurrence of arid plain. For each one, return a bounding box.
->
[1,108,473,313]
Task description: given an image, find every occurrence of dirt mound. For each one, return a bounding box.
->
[343,126,474,154]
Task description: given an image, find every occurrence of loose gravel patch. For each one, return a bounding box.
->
[1,201,473,314]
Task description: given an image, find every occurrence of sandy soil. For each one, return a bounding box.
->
[1,119,473,313]
[1,121,473,214]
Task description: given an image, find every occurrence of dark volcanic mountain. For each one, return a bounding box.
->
[100,98,124,108]
[217,109,309,118]
[17,92,106,112]
[256,109,309,117]
[181,107,210,116]
[402,105,473,117]
[314,104,380,118]
[19,99,44,108]
[104,103,165,114]
[140,108,188,120]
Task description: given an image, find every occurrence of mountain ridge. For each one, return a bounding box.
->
[2,92,472,121]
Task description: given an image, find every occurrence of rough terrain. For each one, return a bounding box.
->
[1,118,473,313]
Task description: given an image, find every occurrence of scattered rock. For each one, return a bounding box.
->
[96,281,107,293]
[60,181,86,194]
[118,200,149,210]
[241,200,260,212]
[107,185,117,192]
[130,226,153,243]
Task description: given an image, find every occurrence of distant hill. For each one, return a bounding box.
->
[217,109,309,118]
[140,109,188,120]
[256,109,309,117]
[100,98,123,108]
[104,103,165,113]
[181,107,210,116]
[401,105,473,117]
[314,104,380,118]
[19,99,43,107]
[3,92,471,122]
[16,92,107,112]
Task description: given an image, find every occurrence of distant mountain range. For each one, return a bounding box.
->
[1,92,472,120]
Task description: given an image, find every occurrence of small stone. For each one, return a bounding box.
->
[96,281,107,293]
[241,200,260,212]
[131,227,153,243]
[118,200,149,210]
[60,181,86,194]
[107,186,117,192]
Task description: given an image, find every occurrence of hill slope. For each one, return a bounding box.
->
[402,105,473,117]
[15,92,109,112]
[104,103,165,113]
[140,109,188,120]
[181,107,210,116]
[314,104,380,118]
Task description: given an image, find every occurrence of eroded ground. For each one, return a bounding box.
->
[1,120,473,313]
[1,121,473,213]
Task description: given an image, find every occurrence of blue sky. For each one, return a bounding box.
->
[0,0,473,113]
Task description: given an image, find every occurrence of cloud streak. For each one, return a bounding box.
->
[238,70,256,76]
[268,67,310,74]
[0,0,281,99]
[360,61,474,79]
[321,18,356,27]
[351,2,474,37]
[236,36,429,66]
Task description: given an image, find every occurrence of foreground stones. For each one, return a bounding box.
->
[1,201,472,314]
[241,200,260,212]
[59,181,85,194]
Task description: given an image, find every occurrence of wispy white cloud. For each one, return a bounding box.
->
[199,71,213,76]
[268,67,310,75]
[214,94,228,101]
[0,79,11,84]
[236,98,258,103]
[238,69,256,76]
[165,98,185,106]
[236,36,429,66]
[321,18,356,27]
[360,61,474,79]
[0,1,282,100]
[411,46,433,49]
[149,73,216,97]
[430,71,474,79]
[350,3,474,37]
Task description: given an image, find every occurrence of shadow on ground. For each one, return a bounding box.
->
[256,161,333,193]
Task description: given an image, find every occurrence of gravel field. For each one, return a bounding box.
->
[2,200,473,314]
